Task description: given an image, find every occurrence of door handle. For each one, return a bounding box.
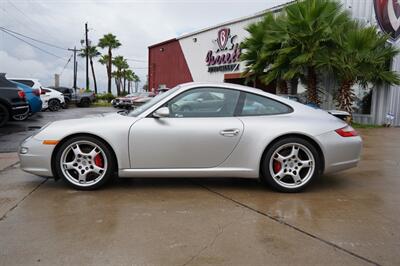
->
[220,128,240,137]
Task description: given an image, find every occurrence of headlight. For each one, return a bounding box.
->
[19,147,29,154]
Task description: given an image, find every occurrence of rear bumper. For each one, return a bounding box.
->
[19,136,54,177]
[316,131,362,174]
[11,104,29,116]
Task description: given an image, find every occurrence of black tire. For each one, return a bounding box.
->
[0,104,9,127]
[80,98,90,108]
[261,137,321,193]
[10,106,29,121]
[54,136,116,190]
[48,99,61,112]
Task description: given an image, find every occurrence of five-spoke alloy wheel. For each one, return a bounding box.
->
[54,136,115,190]
[262,137,321,192]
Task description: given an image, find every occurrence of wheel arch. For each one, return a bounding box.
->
[0,99,12,111]
[49,97,61,102]
[260,133,325,177]
[51,133,119,179]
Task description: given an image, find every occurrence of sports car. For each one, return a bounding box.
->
[19,82,362,192]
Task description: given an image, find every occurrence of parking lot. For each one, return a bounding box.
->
[0,107,399,265]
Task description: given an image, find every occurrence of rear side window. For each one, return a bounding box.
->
[240,93,292,116]
[13,80,34,87]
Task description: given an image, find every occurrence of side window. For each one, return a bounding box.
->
[167,87,240,118]
[240,93,292,116]
[14,80,34,87]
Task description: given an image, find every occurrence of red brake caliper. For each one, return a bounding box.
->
[273,160,281,173]
[94,154,104,168]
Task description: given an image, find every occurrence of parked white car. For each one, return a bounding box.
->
[40,88,65,111]
[10,78,65,111]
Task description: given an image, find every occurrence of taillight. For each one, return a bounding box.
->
[33,89,40,96]
[335,125,358,137]
[18,90,26,99]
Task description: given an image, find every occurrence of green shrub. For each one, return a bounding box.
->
[96,92,115,102]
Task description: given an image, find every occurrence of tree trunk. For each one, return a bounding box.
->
[289,78,298,95]
[306,66,320,106]
[128,81,131,94]
[337,80,355,113]
[277,80,288,94]
[107,48,112,94]
[115,78,121,96]
[123,77,127,94]
[89,57,97,94]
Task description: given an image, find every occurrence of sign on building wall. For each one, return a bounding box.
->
[374,0,400,41]
[205,28,242,73]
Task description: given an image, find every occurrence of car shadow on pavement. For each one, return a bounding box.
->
[44,173,349,193]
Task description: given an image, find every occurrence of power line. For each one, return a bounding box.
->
[0,28,67,60]
[0,26,68,50]
[6,0,61,43]
[60,55,73,76]
[126,58,147,62]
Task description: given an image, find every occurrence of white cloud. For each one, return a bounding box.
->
[0,0,289,93]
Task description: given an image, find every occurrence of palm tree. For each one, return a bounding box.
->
[124,69,134,94]
[79,46,100,94]
[241,13,291,93]
[112,55,129,96]
[98,34,121,94]
[324,23,400,113]
[241,0,351,105]
[133,74,140,92]
[281,0,351,105]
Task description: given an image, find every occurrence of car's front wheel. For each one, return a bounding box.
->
[261,137,321,192]
[54,136,115,190]
[48,99,61,111]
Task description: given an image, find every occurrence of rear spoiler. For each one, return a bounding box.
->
[327,110,351,122]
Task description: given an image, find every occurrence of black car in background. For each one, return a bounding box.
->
[0,73,29,127]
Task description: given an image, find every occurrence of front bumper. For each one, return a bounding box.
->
[316,131,362,174]
[19,136,55,177]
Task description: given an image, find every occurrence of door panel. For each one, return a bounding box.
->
[129,117,243,168]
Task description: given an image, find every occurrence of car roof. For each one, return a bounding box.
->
[179,82,306,108]
[9,78,40,82]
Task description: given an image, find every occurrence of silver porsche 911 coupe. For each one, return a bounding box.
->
[19,82,362,192]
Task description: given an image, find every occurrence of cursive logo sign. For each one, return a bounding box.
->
[374,0,400,41]
[205,28,242,72]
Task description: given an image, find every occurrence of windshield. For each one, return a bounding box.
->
[128,86,179,117]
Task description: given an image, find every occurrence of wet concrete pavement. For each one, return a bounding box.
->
[0,107,114,153]
[0,108,399,265]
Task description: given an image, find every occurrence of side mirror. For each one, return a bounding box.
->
[153,107,170,118]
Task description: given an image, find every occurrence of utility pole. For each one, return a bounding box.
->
[68,46,80,92]
[85,22,89,91]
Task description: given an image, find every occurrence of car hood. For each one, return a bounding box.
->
[33,112,138,141]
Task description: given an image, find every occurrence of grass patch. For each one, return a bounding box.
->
[92,101,112,107]
[351,122,384,129]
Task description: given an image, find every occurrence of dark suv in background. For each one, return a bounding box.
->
[49,86,95,107]
[0,74,29,127]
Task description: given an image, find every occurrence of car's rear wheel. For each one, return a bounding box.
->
[48,99,61,111]
[11,106,29,121]
[261,137,321,192]
[54,136,115,190]
[0,104,9,127]
[79,98,90,107]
